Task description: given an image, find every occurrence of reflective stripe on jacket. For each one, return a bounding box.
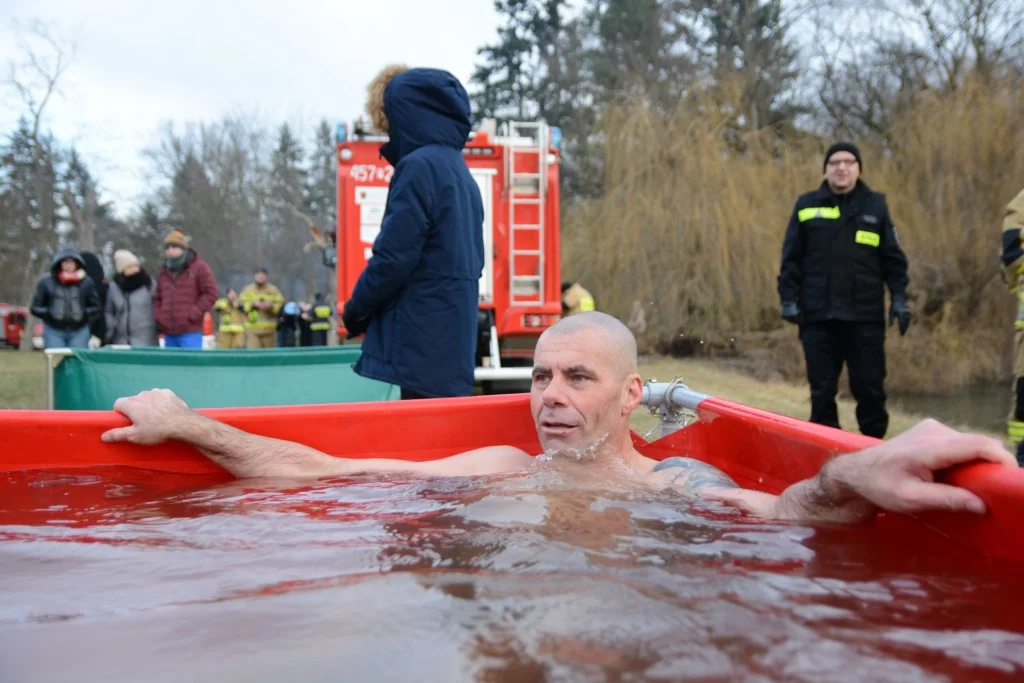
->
[310,304,332,331]
[240,283,284,328]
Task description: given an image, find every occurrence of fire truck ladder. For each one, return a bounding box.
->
[505,121,548,306]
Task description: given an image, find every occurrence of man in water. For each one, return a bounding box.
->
[102,313,1015,524]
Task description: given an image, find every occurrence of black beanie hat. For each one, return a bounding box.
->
[823,142,862,172]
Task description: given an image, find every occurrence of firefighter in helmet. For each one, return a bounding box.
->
[309,293,333,346]
[1000,187,1024,464]
[561,281,596,316]
[213,287,246,349]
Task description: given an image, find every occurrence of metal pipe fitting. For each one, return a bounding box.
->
[639,379,710,438]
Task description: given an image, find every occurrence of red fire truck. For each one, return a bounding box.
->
[0,303,42,349]
[328,119,563,391]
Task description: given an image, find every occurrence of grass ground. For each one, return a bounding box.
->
[1,349,999,442]
[0,350,46,410]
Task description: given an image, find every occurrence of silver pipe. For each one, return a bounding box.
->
[488,324,501,369]
[475,367,532,382]
[640,382,709,411]
[639,381,710,438]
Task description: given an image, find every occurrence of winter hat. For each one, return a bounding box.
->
[114,249,140,273]
[162,229,190,249]
[823,142,862,172]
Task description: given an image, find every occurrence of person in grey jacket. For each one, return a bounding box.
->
[105,249,158,346]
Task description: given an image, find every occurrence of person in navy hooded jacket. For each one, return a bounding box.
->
[342,65,484,400]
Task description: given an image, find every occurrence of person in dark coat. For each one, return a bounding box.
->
[777,142,910,438]
[80,251,109,346]
[297,301,314,347]
[30,245,102,349]
[309,293,332,347]
[153,230,219,349]
[276,301,299,348]
[341,65,484,399]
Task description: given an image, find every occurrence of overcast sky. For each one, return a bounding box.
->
[0,0,504,214]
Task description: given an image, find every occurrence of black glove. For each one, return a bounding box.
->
[341,304,370,339]
[889,295,911,336]
[781,301,802,325]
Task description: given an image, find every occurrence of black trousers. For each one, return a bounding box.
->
[401,388,430,401]
[799,320,888,438]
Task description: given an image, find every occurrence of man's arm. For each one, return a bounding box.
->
[657,419,1016,522]
[84,279,103,321]
[879,200,909,299]
[152,277,168,331]
[100,389,532,479]
[104,288,118,341]
[777,203,803,305]
[195,260,220,317]
[344,159,433,321]
[1002,189,1024,290]
[30,278,50,322]
[267,286,284,316]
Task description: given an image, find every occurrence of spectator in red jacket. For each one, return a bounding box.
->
[153,230,218,349]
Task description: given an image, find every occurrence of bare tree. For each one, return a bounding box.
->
[813,0,1024,139]
[280,198,338,304]
[61,187,96,251]
[3,20,75,350]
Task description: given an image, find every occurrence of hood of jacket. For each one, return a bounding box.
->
[50,246,85,275]
[379,68,472,166]
[79,251,107,285]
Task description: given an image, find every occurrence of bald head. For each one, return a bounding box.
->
[538,312,638,378]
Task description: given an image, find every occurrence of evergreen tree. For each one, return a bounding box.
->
[585,0,695,105]
[267,122,309,298]
[305,119,336,228]
[470,0,573,123]
[689,0,802,133]
[165,150,229,276]
[61,147,111,251]
[0,117,62,301]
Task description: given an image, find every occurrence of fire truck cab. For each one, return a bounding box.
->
[331,119,562,391]
[0,303,42,349]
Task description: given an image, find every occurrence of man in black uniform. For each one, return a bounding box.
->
[777,142,910,438]
[309,293,332,346]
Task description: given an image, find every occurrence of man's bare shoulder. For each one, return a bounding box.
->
[418,445,535,476]
[645,456,740,494]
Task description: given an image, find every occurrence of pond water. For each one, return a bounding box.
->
[2,464,1024,682]
[891,384,1010,434]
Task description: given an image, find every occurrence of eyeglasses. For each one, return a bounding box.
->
[827,159,858,169]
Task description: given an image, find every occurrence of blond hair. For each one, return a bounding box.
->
[366,64,410,133]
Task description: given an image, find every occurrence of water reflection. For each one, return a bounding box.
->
[1,466,1024,682]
